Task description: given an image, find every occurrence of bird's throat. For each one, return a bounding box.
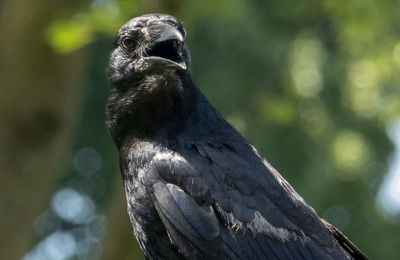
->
[106,73,195,147]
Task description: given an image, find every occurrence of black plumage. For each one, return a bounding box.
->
[105,13,367,260]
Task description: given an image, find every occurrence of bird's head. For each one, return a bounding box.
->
[106,14,195,146]
[107,13,190,85]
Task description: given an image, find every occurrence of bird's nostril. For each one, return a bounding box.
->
[172,39,182,49]
[173,40,178,49]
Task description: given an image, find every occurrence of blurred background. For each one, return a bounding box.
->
[1,0,400,259]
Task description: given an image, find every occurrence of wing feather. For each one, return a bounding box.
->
[150,143,363,259]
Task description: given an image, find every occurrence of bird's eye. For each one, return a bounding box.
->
[121,36,136,50]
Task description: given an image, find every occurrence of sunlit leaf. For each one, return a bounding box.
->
[46,19,93,54]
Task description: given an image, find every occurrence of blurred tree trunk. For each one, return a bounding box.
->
[0,0,86,259]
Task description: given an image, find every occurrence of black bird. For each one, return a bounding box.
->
[106,14,367,260]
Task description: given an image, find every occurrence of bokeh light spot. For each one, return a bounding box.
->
[291,35,325,97]
[330,130,371,180]
[349,60,378,89]
[46,20,93,54]
[51,188,95,224]
[24,231,76,260]
[346,60,380,118]
[73,147,102,176]
[293,67,322,97]
[377,119,400,214]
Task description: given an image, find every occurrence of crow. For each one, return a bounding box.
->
[106,13,367,260]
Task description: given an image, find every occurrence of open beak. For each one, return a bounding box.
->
[143,24,186,70]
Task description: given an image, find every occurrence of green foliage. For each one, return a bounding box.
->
[46,18,93,53]
[46,0,140,52]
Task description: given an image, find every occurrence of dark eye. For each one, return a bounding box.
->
[121,36,136,50]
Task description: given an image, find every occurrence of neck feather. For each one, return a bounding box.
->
[106,73,195,147]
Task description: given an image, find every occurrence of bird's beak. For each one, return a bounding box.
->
[143,24,187,71]
[154,24,184,43]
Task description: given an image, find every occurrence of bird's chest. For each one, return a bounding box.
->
[124,177,161,250]
[121,145,183,259]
